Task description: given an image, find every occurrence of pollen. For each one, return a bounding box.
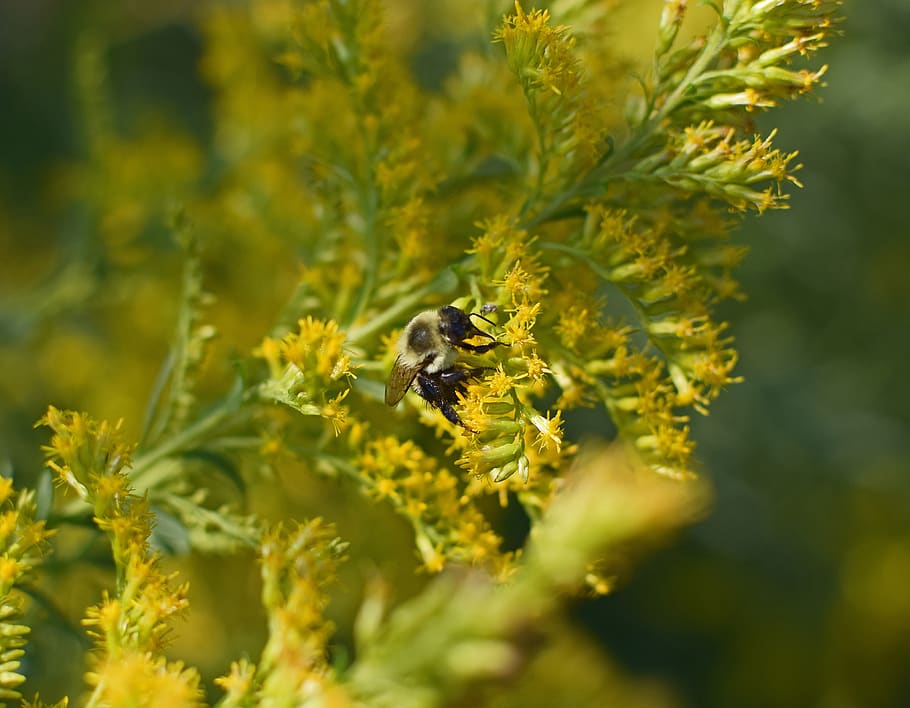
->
[486,367,515,397]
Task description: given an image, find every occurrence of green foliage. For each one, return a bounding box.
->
[0,0,844,706]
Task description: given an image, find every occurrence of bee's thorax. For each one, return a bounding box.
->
[423,348,457,375]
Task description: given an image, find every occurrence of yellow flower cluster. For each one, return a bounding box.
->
[586,205,741,410]
[526,203,746,478]
[495,2,605,200]
[356,435,512,576]
[551,320,699,480]
[0,480,54,703]
[443,217,573,491]
[643,0,841,132]
[0,0,846,703]
[256,317,356,434]
[39,407,135,508]
[632,122,802,213]
[38,407,202,705]
[496,4,576,97]
[216,519,347,705]
[84,653,202,708]
[283,0,448,305]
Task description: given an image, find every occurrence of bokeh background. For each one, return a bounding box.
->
[1,1,908,707]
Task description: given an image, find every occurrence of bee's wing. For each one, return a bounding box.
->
[385,355,422,406]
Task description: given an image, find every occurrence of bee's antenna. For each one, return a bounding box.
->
[468,311,498,337]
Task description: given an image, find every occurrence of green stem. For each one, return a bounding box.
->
[131,394,248,483]
[141,246,202,447]
[345,263,461,345]
[650,18,729,126]
[346,178,381,327]
[523,10,734,230]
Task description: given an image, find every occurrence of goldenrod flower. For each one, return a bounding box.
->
[495,3,606,201]
[214,658,256,707]
[0,483,54,703]
[85,651,202,708]
[354,435,512,572]
[256,317,356,435]
[254,519,349,705]
[38,408,200,701]
[10,0,844,702]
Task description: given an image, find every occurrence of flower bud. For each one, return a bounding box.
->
[656,0,687,58]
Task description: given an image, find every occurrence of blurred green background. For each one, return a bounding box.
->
[1,1,908,707]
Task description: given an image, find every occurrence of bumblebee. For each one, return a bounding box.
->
[385,305,503,427]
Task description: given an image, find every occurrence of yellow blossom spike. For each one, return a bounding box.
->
[0,483,54,704]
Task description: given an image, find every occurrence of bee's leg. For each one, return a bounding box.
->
[437,367,486,386]
[455,340,505,354]
[437,400,465,428]
[416,373,466,427]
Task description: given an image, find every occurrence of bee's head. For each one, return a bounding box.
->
[438,305,494,345]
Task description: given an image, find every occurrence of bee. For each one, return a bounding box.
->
[385,305,504,428]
